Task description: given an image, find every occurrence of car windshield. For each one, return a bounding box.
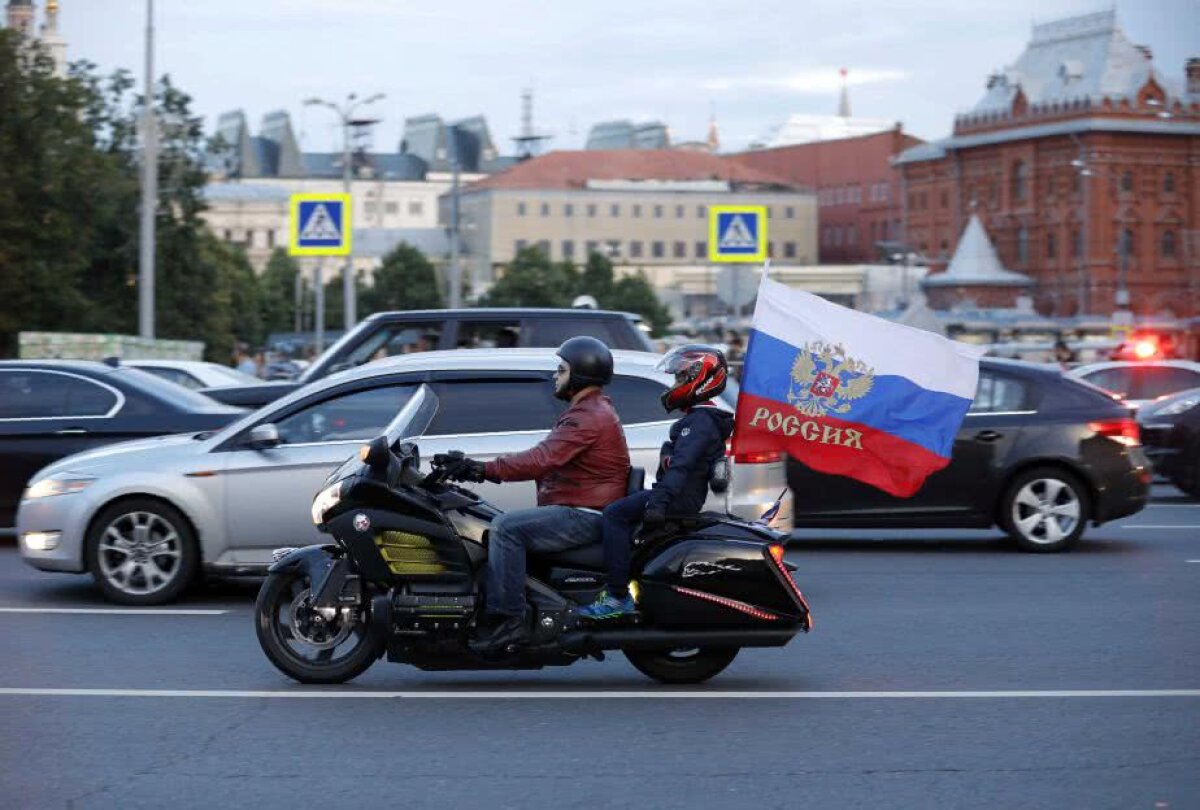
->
[113,366,241,413]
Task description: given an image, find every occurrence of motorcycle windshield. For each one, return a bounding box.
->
[324,383,440,484]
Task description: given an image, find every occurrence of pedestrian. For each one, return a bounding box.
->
[233,343,257,377]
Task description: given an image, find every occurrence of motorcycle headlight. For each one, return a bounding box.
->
[1154,395,1200,417]
[24,475,96,501]
[311,480,344,525]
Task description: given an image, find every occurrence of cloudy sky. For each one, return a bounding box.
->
[53,0,1197,154]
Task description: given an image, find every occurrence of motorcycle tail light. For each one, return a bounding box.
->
[732,450,781,464]
[766,543,813,631]
[1088,418,1140,447]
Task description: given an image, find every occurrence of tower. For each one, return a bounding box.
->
[511,87,551,160]
[706,110,720,153]
[40,0,67,76]
[837,67,851,118]
[5,0,34,38]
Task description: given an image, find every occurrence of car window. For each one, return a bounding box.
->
[139,366,204,390]
[273,385,416,444]
[425,379,559,434]
[0,371,116,418]
[344,322,442,367]
[455,320,521,349]
[1126,367,1200,401]
[606,375,671,424]
[970,372,1030,413]
[111,367,233,413]
[1081,367,1133,399]
[522,319,616,348]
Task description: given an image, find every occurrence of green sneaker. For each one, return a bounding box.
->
[578,590,637,621]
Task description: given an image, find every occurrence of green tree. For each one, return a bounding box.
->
[362,242,443,313]
[576,250,615,303]
[481,246,579,307]
[609,271,673,337]
[321,268,370,332]
[258,248,304,336]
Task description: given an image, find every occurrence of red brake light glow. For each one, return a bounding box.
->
[1088,418,1140,447]
[1132,339,1158,360]
[732,451,781,464]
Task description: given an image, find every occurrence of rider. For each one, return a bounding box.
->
[578,345,734,621]
[444,336,631,652]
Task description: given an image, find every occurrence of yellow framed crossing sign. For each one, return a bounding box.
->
[708,205,767,263]
[289,193,352,256]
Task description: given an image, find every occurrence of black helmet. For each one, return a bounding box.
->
[554,336,613,400]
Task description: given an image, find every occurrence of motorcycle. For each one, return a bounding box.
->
[254,396,812,685]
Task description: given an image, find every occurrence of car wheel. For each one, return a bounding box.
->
[85,498,200,605]
[1000,467,1090,553]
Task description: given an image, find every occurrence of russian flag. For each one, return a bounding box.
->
[732,274,985,498]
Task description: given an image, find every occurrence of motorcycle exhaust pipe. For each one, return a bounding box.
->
[559,626,797,653]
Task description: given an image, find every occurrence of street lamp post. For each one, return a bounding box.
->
[303,92,385,331]
[138,0,157,339]
[1071,157,1132,320]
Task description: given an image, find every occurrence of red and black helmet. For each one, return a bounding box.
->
[655,345,728,412]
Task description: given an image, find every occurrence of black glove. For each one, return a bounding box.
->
[433,450,465,468]
[446,457,486,483]
[642,505,667,530]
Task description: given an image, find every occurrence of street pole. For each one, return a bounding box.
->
[448,125,462,308]
[138,0,157,339]
[341,112,354,330]
[293,270,302,334]
[314,260,325,354]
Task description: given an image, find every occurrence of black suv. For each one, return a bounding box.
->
[203,308,655,408]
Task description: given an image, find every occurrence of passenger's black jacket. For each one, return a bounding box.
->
[649,405,735,515]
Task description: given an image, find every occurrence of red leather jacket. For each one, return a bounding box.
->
[484,388,631,509]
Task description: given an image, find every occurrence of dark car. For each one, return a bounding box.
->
[1136,387,1200,498]
[788,358,1151,552]
[203,308,656,409]
[0,361,245,532]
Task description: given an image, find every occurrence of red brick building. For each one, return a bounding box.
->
[730,125,924,263]
[898,10,1200,317]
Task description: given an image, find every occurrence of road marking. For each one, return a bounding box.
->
[1114,525,1199,530]
[1187,560,1200,563]
[0,607,229,615]
[0,688,1197,700]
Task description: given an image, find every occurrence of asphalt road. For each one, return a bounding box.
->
[1,485,1197,809]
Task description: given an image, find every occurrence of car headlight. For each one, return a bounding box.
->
[311,480,344,525]
[1153,395,1200,418]
[23,475,96,501]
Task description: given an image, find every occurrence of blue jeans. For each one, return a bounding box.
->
[486,506,603,618]
[600,490,654,598]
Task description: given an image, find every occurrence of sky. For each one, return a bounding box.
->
[46,0,1200,155]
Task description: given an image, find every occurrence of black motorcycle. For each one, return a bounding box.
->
[255,436,812,685]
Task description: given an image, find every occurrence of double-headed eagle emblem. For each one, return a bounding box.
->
[787,341,875,417]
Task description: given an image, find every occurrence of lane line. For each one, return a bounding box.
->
[1114,525,1199,530]
[0,688,1197,700]
[1187,560,1200,563]
[0,607,229,615]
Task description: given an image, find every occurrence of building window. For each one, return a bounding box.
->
[630,241,643,258]
[1016,227,1029,264]
[786,206,795,219]
[540,202,550,216]
[632,204,642,218]
[611,204,620,217]
[266,230,275,248]
[562,240,575,259]
[1162,230,1176,258]
[537,239,550,255]
[587,204,597,217]
[1120,171,1133,192]
[784,241,796,258]
[832,228,842,247]
[564,203,574,217]
[847,226,857,245]
[653,205,663,218]
[586,240,599,256]
[223,229,232,241]
[766,206,773,218]
[1047,232,1057,259]
[1164,172,1176,194]
[767,241,775,258]
[409,201,424,216]
[515,239,528,253]
[675,205,685,218]
[365,202,378,214]
[1118,228,1134,258]
[1012,161,1028,202]
[517,202,527,217]
[695,241,706,258]
[697,205,706,219]
[673,241,686,258]
[940,190,949,208]
[1071,229,1082,258]
[940,240,949,256]
[385,201,399,214]
[651,241,664,258]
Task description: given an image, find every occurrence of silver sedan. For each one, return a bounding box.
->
[19,350,791,604]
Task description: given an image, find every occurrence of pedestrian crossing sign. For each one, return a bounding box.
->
[289,193,352,256]
[708,205,767,263]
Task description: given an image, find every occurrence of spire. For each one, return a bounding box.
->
[39,0,67,77]
[837,68,851,118]
[706,107,719,153]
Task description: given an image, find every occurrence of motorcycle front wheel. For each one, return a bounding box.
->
[255,571,381,684]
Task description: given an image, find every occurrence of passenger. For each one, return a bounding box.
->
[578,345,734,622]
[442,337,631,651]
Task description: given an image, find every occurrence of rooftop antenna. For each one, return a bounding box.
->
[512,86,552,160]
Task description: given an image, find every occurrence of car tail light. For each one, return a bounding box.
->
[765,544,813,631]
[732,450,781,464]
[1088,418,1140,447]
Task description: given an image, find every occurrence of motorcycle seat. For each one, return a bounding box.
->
[536,542,606,570]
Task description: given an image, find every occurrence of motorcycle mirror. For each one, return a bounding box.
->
[360,435,391,471]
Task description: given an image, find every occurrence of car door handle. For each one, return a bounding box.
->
[55,428,88,436]
[974,430,1003,442]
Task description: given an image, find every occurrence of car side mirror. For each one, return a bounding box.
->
[247,423,281,450]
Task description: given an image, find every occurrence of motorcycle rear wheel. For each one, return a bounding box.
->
[624,646,739,684]
[255,571,381,684]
